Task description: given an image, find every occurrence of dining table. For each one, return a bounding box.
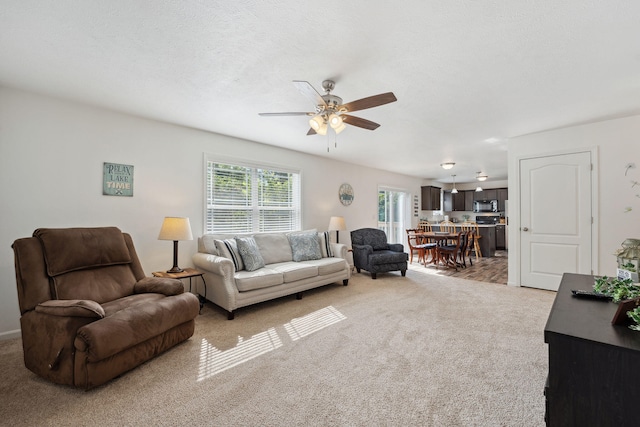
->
[408,231,460,267]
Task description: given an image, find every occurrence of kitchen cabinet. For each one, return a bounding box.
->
[443,190,465,212]
[464,190,474,211]
[496,224,506,250]
[421,186,441,210]
[497,188,508,212]
[479,188,497,200]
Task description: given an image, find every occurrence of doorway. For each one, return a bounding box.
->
[378,187,410,245]
[519,151,594,291]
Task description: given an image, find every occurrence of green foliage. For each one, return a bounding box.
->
[593,276,639,303]
[627,307,640,331]
[621,262,637,273]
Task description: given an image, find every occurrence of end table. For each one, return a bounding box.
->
[152,267,206,312]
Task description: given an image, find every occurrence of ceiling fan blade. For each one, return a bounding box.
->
[341,114,381,130]
[258,112,314,116]
[293,80,327,107]
[306,128,317,136]
[340,92,397,113]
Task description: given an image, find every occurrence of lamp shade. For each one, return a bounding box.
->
[158,217,193,241]
[328,216,347,231]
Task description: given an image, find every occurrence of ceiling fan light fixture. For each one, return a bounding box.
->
[328,113,343,128]
[309,114,324,131]
[441,162,455,170]
[333,122,347,134]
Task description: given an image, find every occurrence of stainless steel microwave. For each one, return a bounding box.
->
[473,199,498,213]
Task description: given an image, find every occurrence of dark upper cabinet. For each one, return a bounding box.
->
[464,190,474,211]
[443,190,467,212]
[497,188,508,211]
[482,188,497,200]
[421,186,441,210]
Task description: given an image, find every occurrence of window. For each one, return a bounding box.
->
[205,156,301,234]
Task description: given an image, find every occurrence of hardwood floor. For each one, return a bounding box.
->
[408,250,508,285]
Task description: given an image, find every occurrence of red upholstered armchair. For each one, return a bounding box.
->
[12,227,200,389]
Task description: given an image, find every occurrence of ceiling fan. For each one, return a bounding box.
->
[259,80,397,135]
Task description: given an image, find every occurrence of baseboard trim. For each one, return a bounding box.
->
[0,329,21,341]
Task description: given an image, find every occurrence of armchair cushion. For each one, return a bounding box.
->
[134,277,184,296]
[34,227,131,276]
[35,299,105,318]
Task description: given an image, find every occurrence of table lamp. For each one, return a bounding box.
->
[158,217,193,273]
[328,216,347,243]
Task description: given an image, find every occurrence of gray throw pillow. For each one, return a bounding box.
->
[288,231,322,262]
[235,236,265,271]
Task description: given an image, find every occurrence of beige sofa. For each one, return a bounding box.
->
[192,230,350,319]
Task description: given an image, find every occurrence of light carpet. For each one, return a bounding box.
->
[0,264,555,426]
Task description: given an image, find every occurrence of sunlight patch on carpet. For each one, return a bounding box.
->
[284,306,346,341]
[198,328,282,381]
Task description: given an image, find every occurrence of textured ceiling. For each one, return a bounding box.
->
[2,1,640,185]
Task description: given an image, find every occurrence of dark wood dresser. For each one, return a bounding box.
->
[544,273,640,426]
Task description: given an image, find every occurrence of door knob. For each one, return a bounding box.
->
[522,227,529,231]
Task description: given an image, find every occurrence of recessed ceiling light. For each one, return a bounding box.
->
[440,162,455,170]
[484,137,501,143]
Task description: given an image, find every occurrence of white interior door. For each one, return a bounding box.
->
[520,152,592,291]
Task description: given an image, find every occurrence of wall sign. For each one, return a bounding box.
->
[103,162,134,197]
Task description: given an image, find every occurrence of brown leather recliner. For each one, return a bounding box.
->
[12,227,200,390]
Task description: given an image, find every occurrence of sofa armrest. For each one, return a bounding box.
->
[330,242,348,259]
[192,252,235,278]
[134,277,184,296]
[192,252,239,312]
[35,299,105,318]
[389,243,404,253]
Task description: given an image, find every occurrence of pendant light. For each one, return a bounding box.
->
[451,174,458,194]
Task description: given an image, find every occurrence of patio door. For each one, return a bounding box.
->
[378,187,410,245]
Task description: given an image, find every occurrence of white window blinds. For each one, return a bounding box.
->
[205,158,301,234]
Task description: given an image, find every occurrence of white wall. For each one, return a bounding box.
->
[0,87,424,338]
[507,115,640,285]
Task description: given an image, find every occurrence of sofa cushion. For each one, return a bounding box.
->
[288,231,322,262]
[235,236,265,271]
[234,268,283,291]
[253,233,293,264]
[301,257,348,275]
[214,239,244,271]
[270,262,318,282]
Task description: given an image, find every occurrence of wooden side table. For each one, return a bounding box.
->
[152,267,207,312]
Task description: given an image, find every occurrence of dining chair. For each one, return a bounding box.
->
[439,220,457,245]
[406,229,437,264]
[418,221,432,232]
[406,229,424,264]
[436,231,468,271]
[461,221,482,260]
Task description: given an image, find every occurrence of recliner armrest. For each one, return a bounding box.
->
[35,299,105,318]
[134,277,184,296]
